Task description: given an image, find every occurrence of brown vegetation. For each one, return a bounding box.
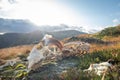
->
[0,45,34,59]
[0,33,120,60]
[63,33,120,52]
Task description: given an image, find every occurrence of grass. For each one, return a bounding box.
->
[0,45,34,60]
[0,34,120,80]
[57,49,120,80]
[25,48,120,80]
[0,47,120,80]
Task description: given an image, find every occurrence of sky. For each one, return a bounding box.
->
[0,0,120,31]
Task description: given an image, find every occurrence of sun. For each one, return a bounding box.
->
[21,0,80,26]
[1,0,81,26]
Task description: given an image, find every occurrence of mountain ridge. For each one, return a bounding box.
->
[0,30,86,49]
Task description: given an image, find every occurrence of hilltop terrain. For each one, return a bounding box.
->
[0,25,120,80]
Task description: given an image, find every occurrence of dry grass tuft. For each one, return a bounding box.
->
[0,45,34,59]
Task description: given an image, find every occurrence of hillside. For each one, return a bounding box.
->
[0,30,85,49]
[0,25,120,80]
[63,25,120,52]
[0,25,120,59]
[95,24,120,39]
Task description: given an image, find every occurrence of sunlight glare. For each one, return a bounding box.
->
[2,0,81,26]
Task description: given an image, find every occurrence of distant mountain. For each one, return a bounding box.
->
[88,29,100,34]
[48,30,85,39]
[0,30,86,48]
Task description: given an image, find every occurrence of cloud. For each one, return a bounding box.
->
[0,0,15,10]
[112,18,120,26]
[112,18,119,23]
[0,0,82,26]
